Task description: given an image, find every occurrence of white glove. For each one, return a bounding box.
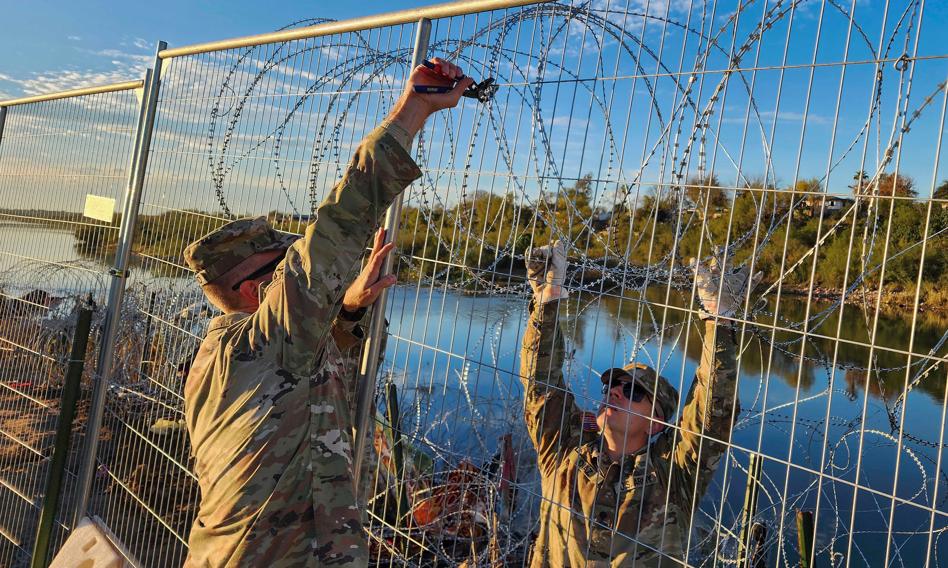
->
[525,240,568,304]
[691,249,762,320]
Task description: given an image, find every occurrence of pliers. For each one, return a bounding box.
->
[412,59,498,103]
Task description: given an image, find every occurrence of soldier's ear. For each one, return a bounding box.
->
[235,280,259,307]
[649,410,667,435]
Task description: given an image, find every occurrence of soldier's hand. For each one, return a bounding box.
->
[525,240,568,304]
[389,58,474,137]
[404,57,475,114]
[691,247,762,320]
[343,228,397,312]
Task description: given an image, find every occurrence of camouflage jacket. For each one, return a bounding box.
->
[183,126,421,567]
[519,302,739,567]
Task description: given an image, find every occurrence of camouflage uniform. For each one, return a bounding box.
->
[520,301,739,567]
[334,307,389,507]
[182,124,421,567]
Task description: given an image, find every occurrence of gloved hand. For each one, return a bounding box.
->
[525,240,568,305]
[691,249,762,320]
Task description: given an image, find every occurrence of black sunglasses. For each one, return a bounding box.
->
[231,255,284,291]
[602,381,649,403]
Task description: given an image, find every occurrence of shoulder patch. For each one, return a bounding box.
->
[582,411,600,432]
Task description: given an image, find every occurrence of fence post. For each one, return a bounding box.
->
[30,301,95,568]
[73,41,167,527]
[352,18,431,491]
[738,452,764,566]
[384,382,410,523]
[796,509,815,568]
[0,106,6,177]
[0,106,7,145]
[748,522,769,568]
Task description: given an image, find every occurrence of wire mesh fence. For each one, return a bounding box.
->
[2,0,948,566]
[79,21,426,568]
[369,2,948,566]
[0,86,142,566]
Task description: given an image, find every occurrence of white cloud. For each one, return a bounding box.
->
[67,35,82,41]
[80,47,152,67]
[766,111,828,125]
[0,42,151,98]
[2,67,143,96]
[133,38,151,50]
[721,109,829,126]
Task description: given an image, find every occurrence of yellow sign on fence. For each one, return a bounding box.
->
[82,194,116,223]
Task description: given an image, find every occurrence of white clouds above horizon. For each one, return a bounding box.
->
[0,42,150,98]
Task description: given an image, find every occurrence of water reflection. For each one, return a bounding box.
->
[596,287,947,404]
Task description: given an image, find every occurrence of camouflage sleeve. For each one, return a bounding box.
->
[667,320,740,508]
[519,300,583,475]
[253,126,421,375]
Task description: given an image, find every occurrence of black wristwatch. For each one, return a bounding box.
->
[339,306,367,322]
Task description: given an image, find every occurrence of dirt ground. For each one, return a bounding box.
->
[0,385,64,567]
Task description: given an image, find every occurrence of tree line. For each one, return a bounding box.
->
[6,171,940,306]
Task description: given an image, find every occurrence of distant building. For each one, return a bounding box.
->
[803,195,853,216]
[683,205,725,219]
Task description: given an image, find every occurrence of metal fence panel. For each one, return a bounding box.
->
[90,1,948,566]
[0,87,141,566]
[376,1,948,566]
[3,0,948,566]
[80,21,426,567]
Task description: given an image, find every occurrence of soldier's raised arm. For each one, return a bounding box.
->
[252,61,473,374]
[331,228,394,361]
[519,241,585,474]
[663,255,761,510]
[180,58,473,568]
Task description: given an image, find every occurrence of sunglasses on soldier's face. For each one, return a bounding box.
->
[602,381,649,403]
[231,256,284,291]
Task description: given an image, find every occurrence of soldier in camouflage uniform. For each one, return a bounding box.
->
[181,59,473,567]
[520,241,761,567]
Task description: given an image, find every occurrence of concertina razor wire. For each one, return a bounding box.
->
[0,0,947,566]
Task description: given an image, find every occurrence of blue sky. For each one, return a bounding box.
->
[0,0,434,98]
[1,0,946,202]
[2,1,946,99]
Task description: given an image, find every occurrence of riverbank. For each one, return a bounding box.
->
[398,260,948,318]
[782,284,948,314]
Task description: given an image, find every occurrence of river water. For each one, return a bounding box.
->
[383,282,947,565]
[1,221,945,565]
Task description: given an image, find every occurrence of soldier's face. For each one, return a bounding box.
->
[597,382,661,441]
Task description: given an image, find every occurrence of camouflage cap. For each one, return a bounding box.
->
[600,363,679,420]
[183,217,299,286]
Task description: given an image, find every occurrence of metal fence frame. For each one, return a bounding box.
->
[72,50,165,531]
[1,0,946,565]
[0,77,147,565]
[0,1,550,563]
